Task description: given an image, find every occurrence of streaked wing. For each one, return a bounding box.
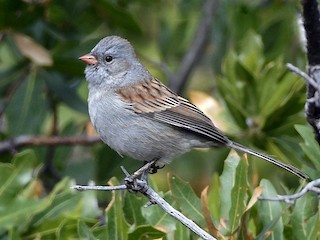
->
[117,78,180,113]
[117,78,229,145]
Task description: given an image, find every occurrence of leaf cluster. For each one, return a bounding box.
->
[1,149,318,239]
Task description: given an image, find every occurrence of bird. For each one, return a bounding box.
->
[79,35,308,180]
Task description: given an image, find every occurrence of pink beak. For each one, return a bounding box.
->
[79,54,98,65]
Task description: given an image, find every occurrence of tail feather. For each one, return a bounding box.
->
[230,142,309,180]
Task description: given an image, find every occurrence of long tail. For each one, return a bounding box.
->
[229,142,309,180]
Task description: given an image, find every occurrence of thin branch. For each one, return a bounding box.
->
[73,180,215,240]
[73,185,127,191]
[286,63,318,89]
[304,65,320,143]
[72,164,216,240]
[258,178,320,203]
[168,0,217,94]
[0,135,101,154]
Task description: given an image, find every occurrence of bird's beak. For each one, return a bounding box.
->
[79,54,98,65]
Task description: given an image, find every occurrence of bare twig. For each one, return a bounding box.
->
[258,179,320,203]
[0,135,101,154]
[286,63,318,89]
[169,0,217,94]
[73,181,215,240]
[73,185,127,191]
[286,63,320,106]
[72,164,216,240]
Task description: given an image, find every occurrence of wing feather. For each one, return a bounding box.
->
[117,78,229,145]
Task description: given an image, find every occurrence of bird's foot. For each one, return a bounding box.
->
[124,175,141,192]
[147,161,165,174]
[122,160,157,192]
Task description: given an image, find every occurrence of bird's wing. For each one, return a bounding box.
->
[117,78,229,145]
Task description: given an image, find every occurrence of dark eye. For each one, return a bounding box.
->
[105,55,113,62]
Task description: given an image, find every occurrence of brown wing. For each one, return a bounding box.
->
[117,78,229,144]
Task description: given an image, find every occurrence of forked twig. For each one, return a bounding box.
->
[258,179,320,203]
[72,163,216,240]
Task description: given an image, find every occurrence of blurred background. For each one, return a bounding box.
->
[0,0,319,238]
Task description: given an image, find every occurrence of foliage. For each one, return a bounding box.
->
[0,0,319,239]
[0,149,318,239]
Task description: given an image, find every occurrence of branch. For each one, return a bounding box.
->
[287,62,320,145]
[301,0,320,144]
[304,66,320,144]
[0,135,101,154]
[73,163,216,240]
[286,63,318,89]
[302,0,320,66]
[168,0,217,94]
[74,181,215,239]
[258,178,320,203]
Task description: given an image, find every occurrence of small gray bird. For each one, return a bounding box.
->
[80,35,308,180]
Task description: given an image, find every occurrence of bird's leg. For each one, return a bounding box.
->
[124,160,157,191]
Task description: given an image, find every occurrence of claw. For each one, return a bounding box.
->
[148,162,165,174]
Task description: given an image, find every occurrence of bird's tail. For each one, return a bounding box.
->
[230,142,309,180]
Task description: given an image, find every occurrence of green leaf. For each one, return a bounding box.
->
[0,37,23,73]
[128,225,165,240]
[55,218,78,239]
[42,70,87,113]
[295,125,320,170]
[228,156,248,233]
[106,177,130,240]
[6,69,48,135]
[31,188,81,225]
[0,61,27,92]
[123,192,146,226]
[219,154,241,221]
[174,221,191,240]
[0,198,45,230]
[142,191,177,232]
[92,225,108,240]
[238,31,264,74]
[0,150,36,202]
[78,220,98,240]
[291,193,319,240]
[256,179,284,240]
[260,72,299,119]
[25,178,100,239]
[207,173,221,221]
[0,150,48,230]
[258,60,283,112]
[169,174,205,227]
[219,50,250,128]
[93,0,142,34]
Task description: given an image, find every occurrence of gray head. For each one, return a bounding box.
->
[80,36,150,88]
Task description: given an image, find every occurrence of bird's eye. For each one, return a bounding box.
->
[105,55,113,62]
